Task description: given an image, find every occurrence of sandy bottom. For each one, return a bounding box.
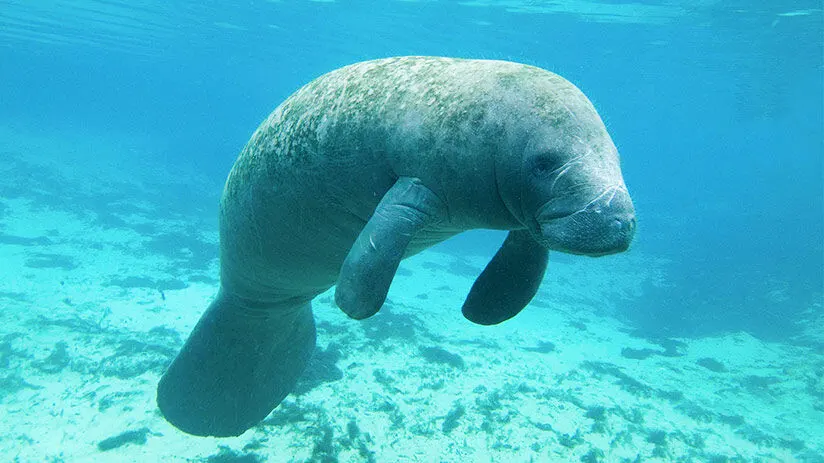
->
[1,127,822,462]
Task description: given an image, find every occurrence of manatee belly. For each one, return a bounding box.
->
[215,148,399,301]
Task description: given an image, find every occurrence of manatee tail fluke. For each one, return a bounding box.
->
[157,293,316,437]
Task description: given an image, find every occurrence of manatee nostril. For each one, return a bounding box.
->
[610,216,636,234]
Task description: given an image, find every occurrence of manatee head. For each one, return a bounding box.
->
[494,67,636,256]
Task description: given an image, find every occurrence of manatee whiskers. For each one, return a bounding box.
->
[572,184,627,215]
[549,149,595,192]
[603,184,630,207]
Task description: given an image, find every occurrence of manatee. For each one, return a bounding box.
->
[156,56,635,437]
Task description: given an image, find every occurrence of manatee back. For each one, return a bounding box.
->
[216,57,584,302]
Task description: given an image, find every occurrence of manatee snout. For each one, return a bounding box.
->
[538,187,635,256]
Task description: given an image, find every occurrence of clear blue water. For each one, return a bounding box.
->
[0,1,822,461]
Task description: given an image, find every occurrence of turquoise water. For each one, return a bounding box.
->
[0,1,822,462]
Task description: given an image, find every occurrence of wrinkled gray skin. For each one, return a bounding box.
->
[157,56,635,437]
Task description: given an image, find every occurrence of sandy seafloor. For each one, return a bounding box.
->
[1,126,822,463]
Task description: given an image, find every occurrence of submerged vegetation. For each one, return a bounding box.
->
[97,428,151,451]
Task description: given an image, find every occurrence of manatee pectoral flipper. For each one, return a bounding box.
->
[462,230,549,325]
[335,177,445,320]
[156,292,316,437]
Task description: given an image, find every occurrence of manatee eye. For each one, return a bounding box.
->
[530,150,565,177]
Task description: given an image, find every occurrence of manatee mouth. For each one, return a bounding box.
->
[536,187,636,256]
[540,212,635,256]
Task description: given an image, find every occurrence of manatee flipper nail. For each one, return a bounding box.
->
[462,230,549,325]
[335,177,445,319]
